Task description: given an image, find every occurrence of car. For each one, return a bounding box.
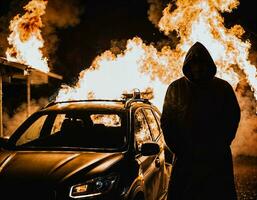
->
[0,91,174,200]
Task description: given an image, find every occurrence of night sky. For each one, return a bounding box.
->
[0,0,257,112]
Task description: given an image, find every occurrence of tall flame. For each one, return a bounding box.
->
[56,37,168,110]
[158,0,256,99]
[57,0,257,112]
[6,0,49,72]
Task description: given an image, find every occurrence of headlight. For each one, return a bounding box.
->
[69,173,118,199]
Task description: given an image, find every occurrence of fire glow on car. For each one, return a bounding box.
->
[0,91,174,200]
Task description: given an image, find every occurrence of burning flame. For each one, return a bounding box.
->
[158,0,257,99]
[56,37,168,110]
[6,0,49,72]
[57,0,256,112]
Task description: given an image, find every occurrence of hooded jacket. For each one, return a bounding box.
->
[161,42,240,200]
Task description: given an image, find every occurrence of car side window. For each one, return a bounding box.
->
[134,110,152,151]
[50,114,66,135]
[16,115,48,146]
[152,109,164,134]
[143,109,161,141]
[151,109,167,148]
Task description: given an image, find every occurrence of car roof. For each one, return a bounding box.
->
[41,93,154,113]
[42,100,127,112]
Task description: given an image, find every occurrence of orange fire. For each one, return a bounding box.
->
[6,0,49,72]
[91,114,121,127]
[56,37,168,110]
[56,0,256,112]
[158,0,256,98]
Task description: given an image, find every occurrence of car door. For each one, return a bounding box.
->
[143,108,167,199]
[134,108,160,200]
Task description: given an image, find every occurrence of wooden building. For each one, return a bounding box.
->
[0,57,63,137]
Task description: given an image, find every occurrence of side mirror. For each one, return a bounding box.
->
[141,142,160,156]
[0,137,9,148]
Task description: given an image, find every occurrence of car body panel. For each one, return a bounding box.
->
[0,151,123,184]
[0,98,173,200]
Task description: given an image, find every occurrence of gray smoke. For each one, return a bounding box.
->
[0,19,9,57]
[42,0,84,67]
[232,47,257,157]
[3,98,48,137]
[147,0,171,27]
[109,39,128,55]
[231,48,257,157]
[231,81,257,157]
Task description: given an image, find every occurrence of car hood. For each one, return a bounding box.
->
[0,150,124,185]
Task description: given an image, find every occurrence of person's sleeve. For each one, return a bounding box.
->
[224,83,241,144]
[161,84,177,152]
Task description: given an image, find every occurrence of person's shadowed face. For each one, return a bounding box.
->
[188,59,211,84]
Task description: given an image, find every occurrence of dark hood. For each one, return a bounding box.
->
[182,42,217,83]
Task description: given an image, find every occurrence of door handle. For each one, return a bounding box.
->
[155,157,161,168]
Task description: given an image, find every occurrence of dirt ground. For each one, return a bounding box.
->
[233,156,257,200]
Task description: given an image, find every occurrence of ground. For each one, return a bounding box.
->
[234,156,257,200]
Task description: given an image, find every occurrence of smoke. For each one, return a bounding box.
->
[109,39,128,55]
[3,98,48,137]
[232,85,257,157]
[232,42,257,157]
[0,17,9,56]
[147,0,170,28]
[0,21,7,52]
[231,55,257,157]
[41,0,84,67]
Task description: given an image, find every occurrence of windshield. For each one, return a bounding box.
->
[11,110,127,151]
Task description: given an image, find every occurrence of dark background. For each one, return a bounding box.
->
[0,0,257,113]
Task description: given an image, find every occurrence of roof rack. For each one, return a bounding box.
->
[44,89,151,109]
[44,99,125,108]
[123,89,151,108]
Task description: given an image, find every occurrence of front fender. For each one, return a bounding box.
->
[125,175,144,200]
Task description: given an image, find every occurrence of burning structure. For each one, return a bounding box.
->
[0,0,62,137]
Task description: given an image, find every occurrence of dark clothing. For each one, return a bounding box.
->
[161,42,240,200]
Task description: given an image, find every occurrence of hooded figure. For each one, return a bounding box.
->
[161,42,240,200]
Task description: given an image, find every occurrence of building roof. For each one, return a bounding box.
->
[0,57,63,84]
